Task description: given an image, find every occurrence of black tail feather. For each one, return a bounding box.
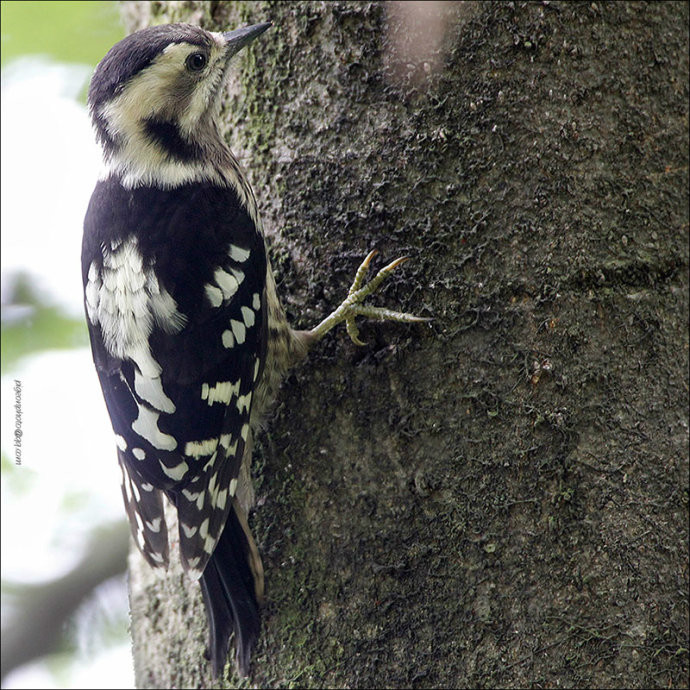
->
[199,506,260,678]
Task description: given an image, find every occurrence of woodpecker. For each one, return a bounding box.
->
[82,21,425,678]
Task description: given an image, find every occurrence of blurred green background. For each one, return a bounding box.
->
[1,3,129,688]
[1,1,123,68]
[1,1,124,372]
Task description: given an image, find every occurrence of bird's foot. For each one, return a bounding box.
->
[309,250,430,345]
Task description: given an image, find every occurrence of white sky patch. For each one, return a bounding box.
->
[1,58,102,317]
[1,349,123,581]
[3,641,134,690]
[1,58,134,689]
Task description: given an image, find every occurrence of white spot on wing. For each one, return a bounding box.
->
[185,438,220,458]
[241,306,255,328]
[205,284,223,308]
[181,522,198,538]
[132,405,177,450]
[228,244,251,262]
[115,434,127,451]
[123,476,132,502]
[230,319,246,344]
[134,370,175,413]
[134,511,144,533]
[219,434,239,456]
[229,478,238,496]
[252,292,261,310]
[201,380,241,405]
[214,269,239,300]
[130,481,141,501]
[236,392,252,414]
[135,531,146,551]
[222,330,235,348]
[158,459,188,481]
[148,271,187,333]
[203,535,216,554]
[146,518,162,533]
[130,344,162,379]
[133,448,146,461]
[87,237,186,374]
[85,262,102,324]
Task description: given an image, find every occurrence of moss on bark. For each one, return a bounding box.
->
[125,2,689,687]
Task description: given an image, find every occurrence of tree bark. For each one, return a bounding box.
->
[123,1,689,687]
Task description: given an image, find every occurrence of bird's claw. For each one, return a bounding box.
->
[310,251,430,345]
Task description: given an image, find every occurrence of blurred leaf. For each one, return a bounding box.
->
[1,452,39,492]
[1,274,89,374]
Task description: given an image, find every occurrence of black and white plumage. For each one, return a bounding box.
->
[83,20,425,679]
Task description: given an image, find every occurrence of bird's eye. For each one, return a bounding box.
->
[186,52,207,72]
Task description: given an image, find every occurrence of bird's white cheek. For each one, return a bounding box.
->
[179,72,221,134]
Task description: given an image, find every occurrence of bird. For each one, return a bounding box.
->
[82,20,426,678]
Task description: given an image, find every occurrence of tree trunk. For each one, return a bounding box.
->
[123,1,689,687]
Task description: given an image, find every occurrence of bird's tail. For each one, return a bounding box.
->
[199,500,264,678]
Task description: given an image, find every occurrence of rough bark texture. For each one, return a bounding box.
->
[123,1,689,688]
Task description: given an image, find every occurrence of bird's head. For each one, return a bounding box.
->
[88,22,271,182]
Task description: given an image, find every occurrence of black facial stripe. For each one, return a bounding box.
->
[144,119,204,162]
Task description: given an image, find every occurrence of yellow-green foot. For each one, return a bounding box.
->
[310,250,430,346]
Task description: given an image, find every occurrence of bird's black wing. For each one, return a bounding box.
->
[82,178,266,572]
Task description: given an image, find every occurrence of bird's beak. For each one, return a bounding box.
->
[223,22,272,60]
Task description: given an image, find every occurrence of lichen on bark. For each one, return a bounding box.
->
[123,2,689,687]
